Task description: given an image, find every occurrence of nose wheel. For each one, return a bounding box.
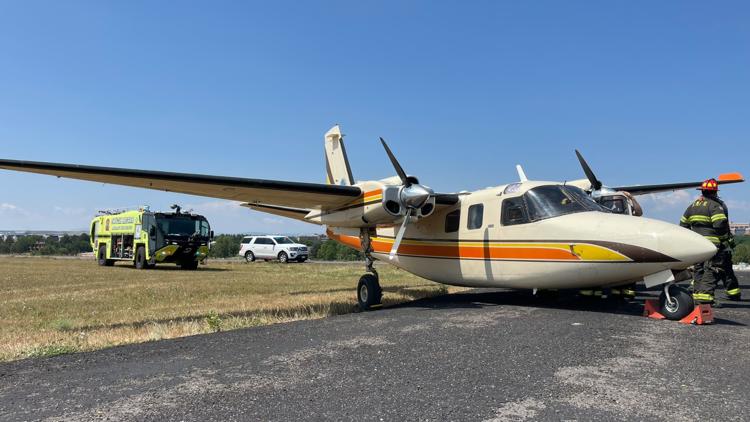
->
[658,284,694,320]
[358,228,383,311]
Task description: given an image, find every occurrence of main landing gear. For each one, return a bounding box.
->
[357,228,382,311]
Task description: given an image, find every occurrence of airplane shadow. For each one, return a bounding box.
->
[288,284,438,297]
[392,287,749,326]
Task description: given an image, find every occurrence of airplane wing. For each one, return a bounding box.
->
[613,173,745,195]
[0,159,362,209]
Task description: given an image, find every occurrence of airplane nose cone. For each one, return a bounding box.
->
[656,225,717,266]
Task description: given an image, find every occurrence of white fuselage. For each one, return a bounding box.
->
[328,183,716,290]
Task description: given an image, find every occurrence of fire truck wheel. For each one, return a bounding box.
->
[180,260,199,270]
[135,246,147,270]
[98,245,114,266]
[98,245,107,266]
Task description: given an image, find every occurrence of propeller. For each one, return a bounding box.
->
[575,149,603,191]
[380,138,409,186]
[379,137,434,259]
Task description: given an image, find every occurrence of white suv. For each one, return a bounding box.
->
[239,235,309,263]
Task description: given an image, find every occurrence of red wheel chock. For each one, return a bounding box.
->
[643,299,714,325]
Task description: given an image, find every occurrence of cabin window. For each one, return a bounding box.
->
[502,197,529,226]
[467,204,484,230]
[445,209,461,233]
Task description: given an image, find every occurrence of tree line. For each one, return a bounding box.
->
[0,234,91,256]
[0,233,361,261]
[733,235,750,264]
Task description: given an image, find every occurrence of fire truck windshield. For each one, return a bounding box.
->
[156,216,210,237]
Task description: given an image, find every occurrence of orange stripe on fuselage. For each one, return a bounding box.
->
[326,230,581,261]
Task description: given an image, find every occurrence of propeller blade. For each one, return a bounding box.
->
[389,211,411,260]
[575,150,602,191]
[380,137,409,186]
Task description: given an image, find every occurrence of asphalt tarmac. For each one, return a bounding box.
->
[2,275,749,421]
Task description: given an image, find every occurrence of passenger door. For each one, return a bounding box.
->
[253,238,273,258]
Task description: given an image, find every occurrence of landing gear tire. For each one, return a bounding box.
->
[357,274,382,311]
[278,252,288,264]
[659,285,693,320]
[245,251,255,263]
[135,246,147,270]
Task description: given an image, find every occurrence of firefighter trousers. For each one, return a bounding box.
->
[718,249,741,299]
[693,247,739,302]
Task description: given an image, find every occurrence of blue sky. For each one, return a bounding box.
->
[1,1,748,233]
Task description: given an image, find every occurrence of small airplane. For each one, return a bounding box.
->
[0,125,744,320]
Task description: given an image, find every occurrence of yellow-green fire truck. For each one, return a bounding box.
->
[90,206,212,270]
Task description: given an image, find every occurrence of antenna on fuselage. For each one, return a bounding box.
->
[516,165,528,182]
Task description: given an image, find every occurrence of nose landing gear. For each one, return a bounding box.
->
[657,283,694,320]
[357,228,382,311]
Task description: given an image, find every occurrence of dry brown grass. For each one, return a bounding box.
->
[0,256,456,362]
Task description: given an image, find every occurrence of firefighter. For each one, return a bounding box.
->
[679,179,738,305]
[713,194,741,300]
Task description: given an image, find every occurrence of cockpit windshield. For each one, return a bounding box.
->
[523,185,609,222]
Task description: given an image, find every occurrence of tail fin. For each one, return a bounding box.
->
[324,125,354,185]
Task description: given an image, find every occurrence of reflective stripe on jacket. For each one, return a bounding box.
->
[679,196,729,245]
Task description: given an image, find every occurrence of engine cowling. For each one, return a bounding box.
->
[308,183,436,228]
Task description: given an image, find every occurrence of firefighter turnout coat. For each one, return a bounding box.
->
[679,196,730,246]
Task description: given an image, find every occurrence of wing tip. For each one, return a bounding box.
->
[718,172,745,183]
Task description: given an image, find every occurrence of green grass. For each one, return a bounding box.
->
[0,256,455,362]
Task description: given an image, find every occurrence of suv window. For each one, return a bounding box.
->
[445,209,460,233]
[241,237,253,244]
[467,204,483,230]
[255,238,273,245]
[502,197,529,226]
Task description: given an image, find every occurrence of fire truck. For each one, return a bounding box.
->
[90,205,212,270]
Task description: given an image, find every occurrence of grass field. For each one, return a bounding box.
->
[0,256,455,362]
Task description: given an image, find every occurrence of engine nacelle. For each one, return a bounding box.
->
[307,184,436,228]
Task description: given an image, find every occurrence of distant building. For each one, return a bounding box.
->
[730,223,749,236]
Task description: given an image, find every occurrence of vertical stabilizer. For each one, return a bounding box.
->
[516,164,528,182]
[324,125,354,185]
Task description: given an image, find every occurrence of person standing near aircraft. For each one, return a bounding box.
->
[679,179,739,305]
[712,191,741,300]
